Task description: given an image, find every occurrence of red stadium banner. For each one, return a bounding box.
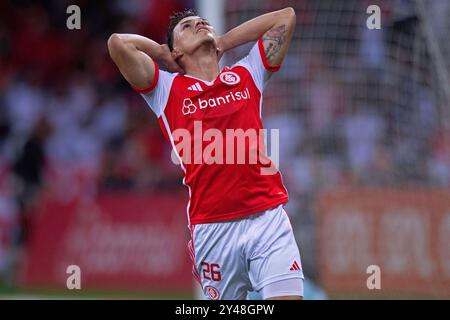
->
[21,192,193,293]
[317,189,450,297]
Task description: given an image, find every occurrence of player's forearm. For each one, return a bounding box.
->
[218,7,296,52]
[107,33,160,89]
[108,33,164,61]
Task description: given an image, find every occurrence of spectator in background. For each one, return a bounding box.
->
[303,50,345,140]
[11,118,51,245]
[362,143,395,186]
[342,104,386,184]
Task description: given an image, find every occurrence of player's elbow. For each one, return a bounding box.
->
[108,33,125,58]
[282,7,296,27]
[282,7,295,17]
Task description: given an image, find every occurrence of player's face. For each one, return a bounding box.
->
[173,16,217,55]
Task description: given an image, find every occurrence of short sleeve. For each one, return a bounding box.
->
[134,61,176,118]
[233,37,281,92]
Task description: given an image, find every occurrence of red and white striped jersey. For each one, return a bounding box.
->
[136,38,289,225]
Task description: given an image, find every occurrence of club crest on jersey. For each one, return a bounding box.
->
[219,71,240,85]
[205,285,220,300]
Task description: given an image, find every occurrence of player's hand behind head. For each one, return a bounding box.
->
[159,44,185,74]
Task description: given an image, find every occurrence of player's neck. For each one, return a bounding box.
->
[181,45,220,82]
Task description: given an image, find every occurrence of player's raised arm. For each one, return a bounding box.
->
[107,33,183,91]
[216,7,296,67]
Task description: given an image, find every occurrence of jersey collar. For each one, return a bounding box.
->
[182,66,229,86]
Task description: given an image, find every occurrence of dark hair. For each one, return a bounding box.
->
[167,8,198,51]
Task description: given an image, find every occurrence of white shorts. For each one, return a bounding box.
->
[188,204,304,300]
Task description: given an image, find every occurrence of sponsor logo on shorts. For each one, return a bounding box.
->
[205,285,220,300]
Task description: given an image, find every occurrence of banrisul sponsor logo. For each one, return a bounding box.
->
[182,88,250,115]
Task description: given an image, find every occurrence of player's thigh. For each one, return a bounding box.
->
[247,205,304,299]
[192,222,251,300]
[261,278,304,300]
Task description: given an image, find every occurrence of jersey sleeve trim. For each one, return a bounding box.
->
[133,60,159,94]
[258,37,281,73]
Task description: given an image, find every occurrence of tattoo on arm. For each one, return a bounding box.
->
[262,25,287,64]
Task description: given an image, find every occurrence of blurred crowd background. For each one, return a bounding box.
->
[0,0,449,298]
[0,0,193,286]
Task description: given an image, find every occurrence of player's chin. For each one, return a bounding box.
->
[188,35,217,53]
[195,31,212,39]
[198,34,217,47]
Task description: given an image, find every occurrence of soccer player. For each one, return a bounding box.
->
[108,7,303,300]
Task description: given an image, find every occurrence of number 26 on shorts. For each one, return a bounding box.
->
[201,262,222,281]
